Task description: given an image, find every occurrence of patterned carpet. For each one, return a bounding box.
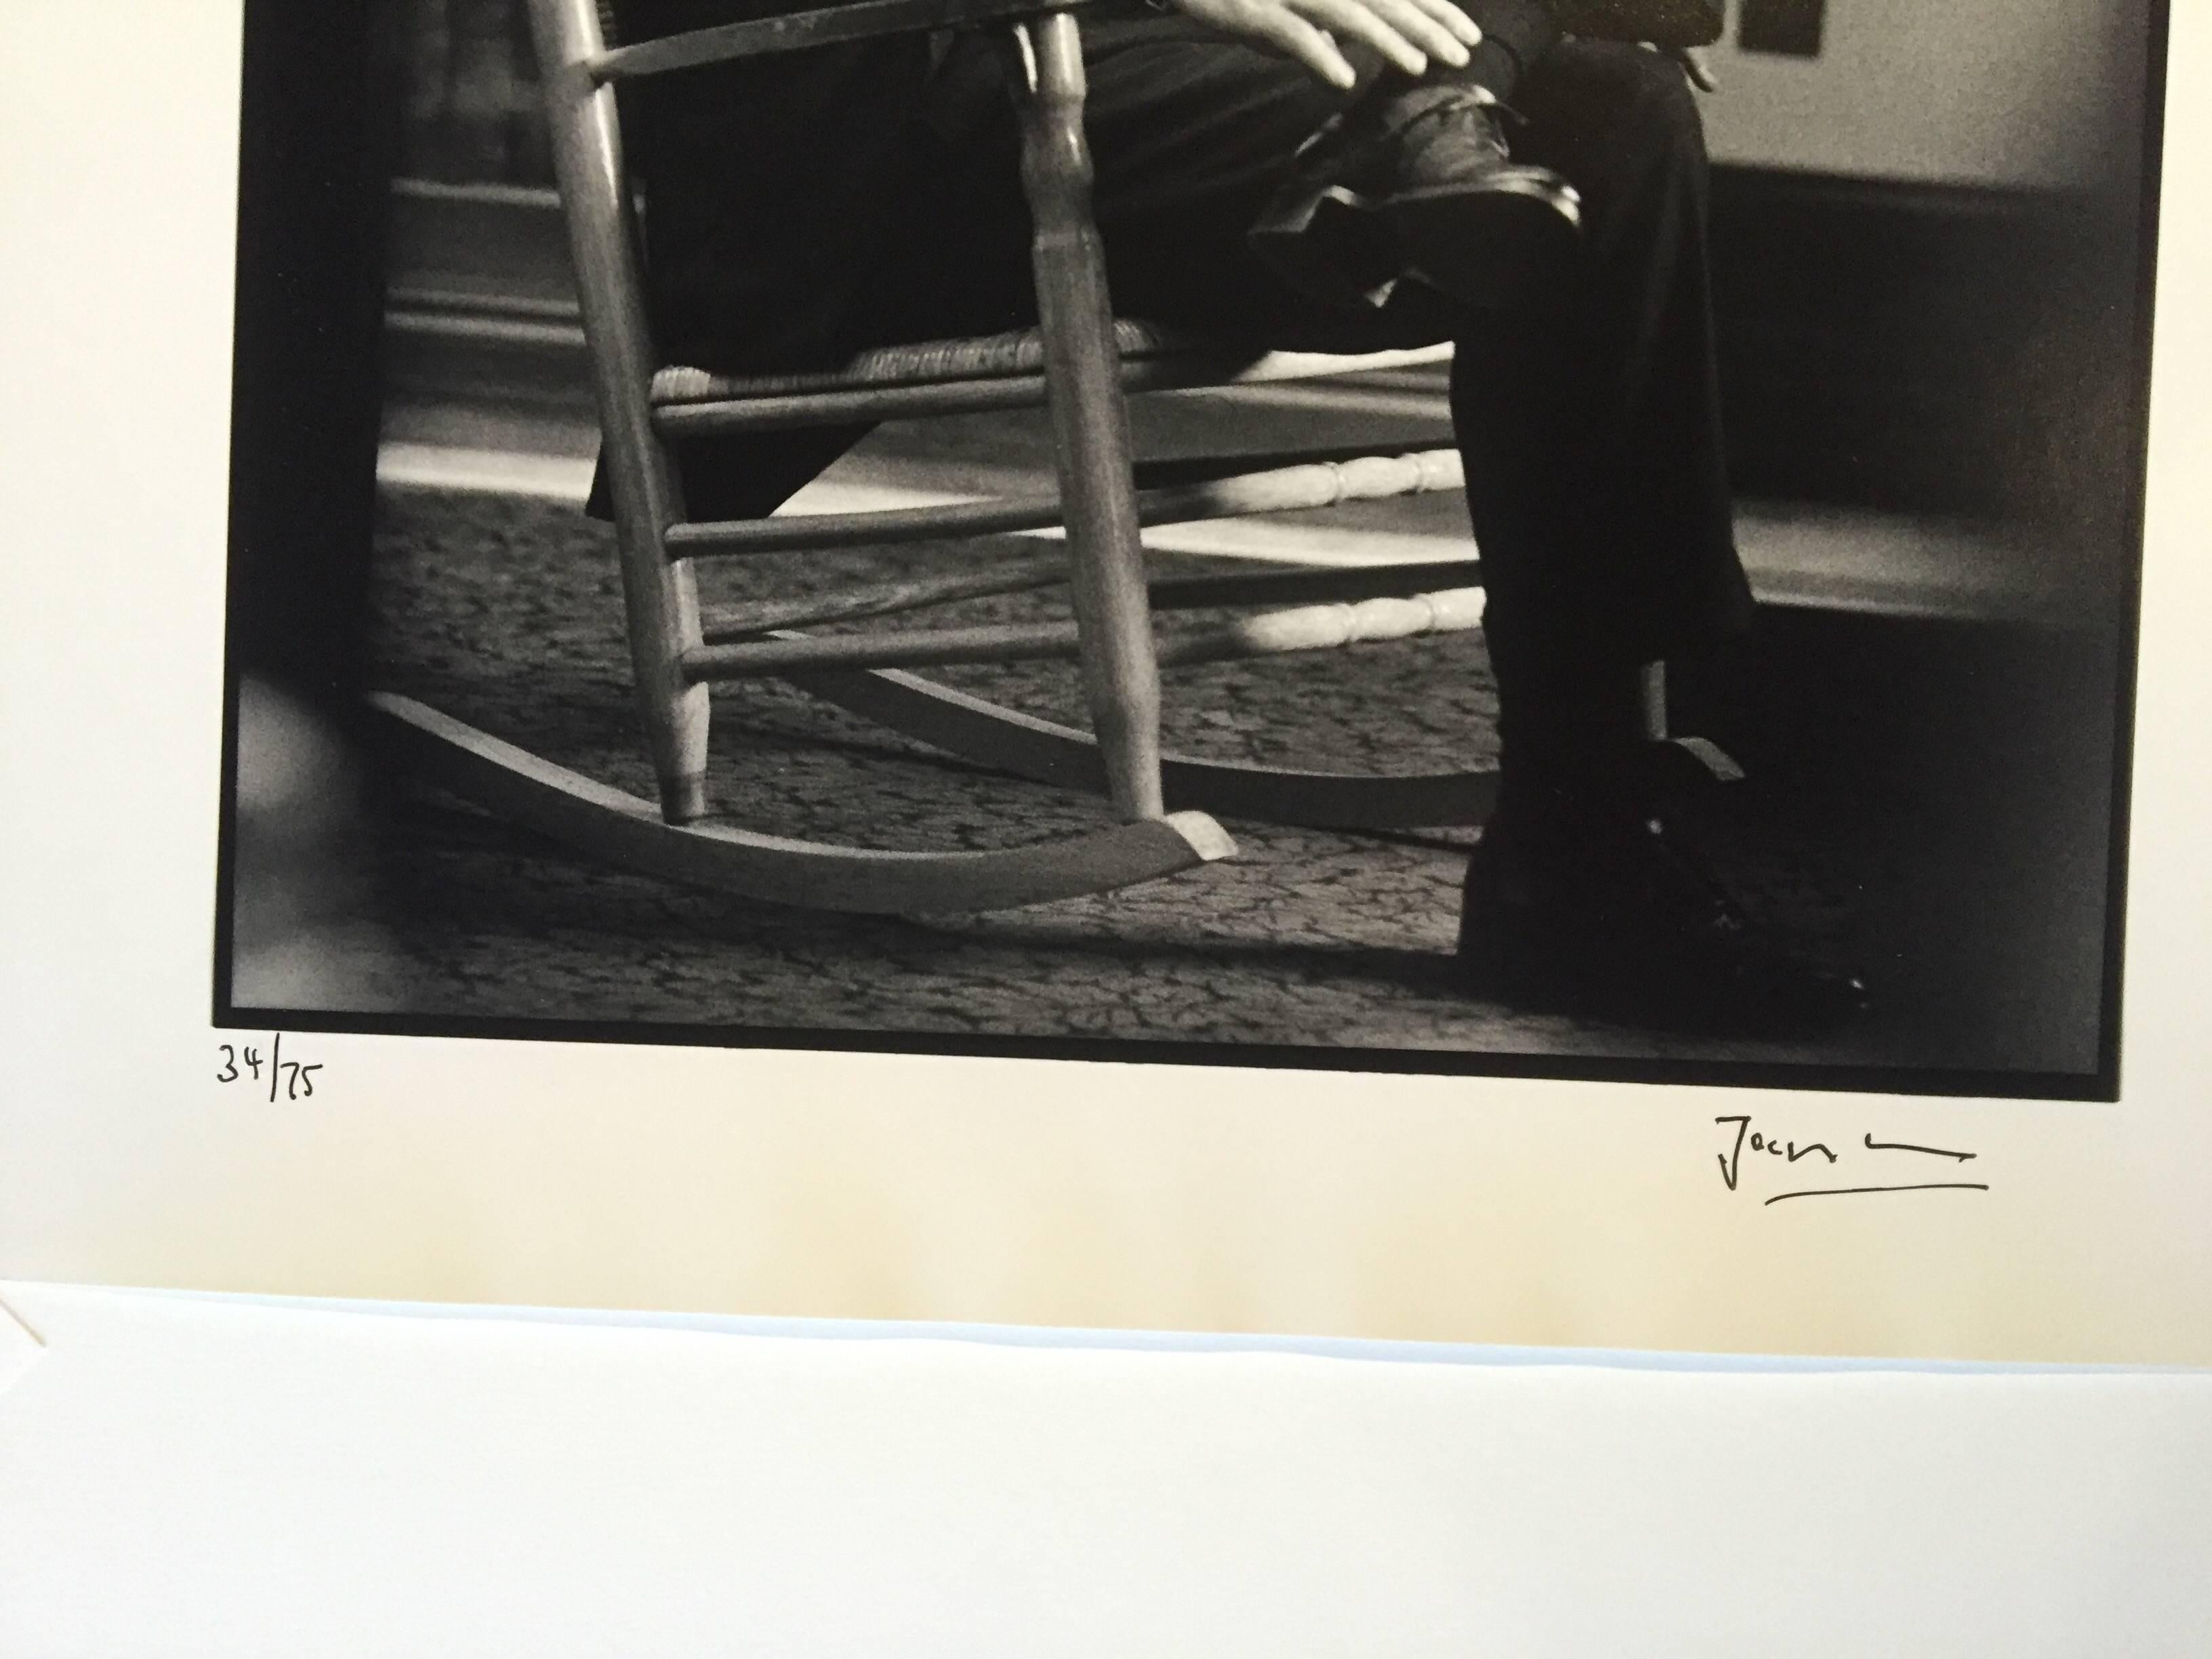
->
[274,483,2121,1090]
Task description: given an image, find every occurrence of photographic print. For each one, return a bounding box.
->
[220,0,2165,1099]
[9,0,2212,1375]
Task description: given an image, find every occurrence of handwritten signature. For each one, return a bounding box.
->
[1715,1115,1986,1206]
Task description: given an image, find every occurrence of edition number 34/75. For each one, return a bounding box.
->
[216,1033,322,1101]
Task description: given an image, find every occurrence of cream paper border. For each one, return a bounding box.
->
[1,2,2205,1363]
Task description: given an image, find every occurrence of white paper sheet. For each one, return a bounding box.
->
[1,1282,2206,1658]
[1,3,2208,1366]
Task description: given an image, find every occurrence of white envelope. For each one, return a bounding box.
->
[2,1279,2208,1658]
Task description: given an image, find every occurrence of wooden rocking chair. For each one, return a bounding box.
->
[371,0,1531,914]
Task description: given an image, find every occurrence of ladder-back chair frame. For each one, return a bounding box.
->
[373,0,1555,914]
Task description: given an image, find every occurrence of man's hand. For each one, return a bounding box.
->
[1170,0,1486,89]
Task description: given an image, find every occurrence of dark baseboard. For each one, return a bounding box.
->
[1706,166,2146,535]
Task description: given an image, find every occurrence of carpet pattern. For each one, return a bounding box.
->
[321,484,2112,1086]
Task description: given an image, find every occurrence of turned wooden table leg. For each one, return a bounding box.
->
[1008,12,1165,821]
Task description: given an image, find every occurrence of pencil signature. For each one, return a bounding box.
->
[1715,1115,1987,1206]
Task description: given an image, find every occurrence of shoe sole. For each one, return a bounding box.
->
[1246,184,1407,312]
[1386,178,1584,314]
[1250,177,1585,316]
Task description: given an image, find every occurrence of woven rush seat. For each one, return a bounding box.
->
[650,325,1453,405]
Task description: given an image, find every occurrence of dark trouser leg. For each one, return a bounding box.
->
[1446,40,1752,787]
[917,24,1750,769]
[905,26,1858,1024]
[1071,34,1750,782]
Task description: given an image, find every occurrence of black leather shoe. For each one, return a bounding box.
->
[1455,747,1872,1036]
[1552,0,1723,47]
[1249,86,1582,314]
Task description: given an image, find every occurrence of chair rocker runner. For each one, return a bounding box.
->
[371,0,1554,915]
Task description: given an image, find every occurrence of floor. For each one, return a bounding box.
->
[232,380,2129,1094]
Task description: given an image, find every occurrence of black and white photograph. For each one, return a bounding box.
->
[7,11,2212,1647]
[222,0,2163,1097]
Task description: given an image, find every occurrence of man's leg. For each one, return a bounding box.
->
[1448,38,1750,787]
[1238,0,1582,310]
[1066,28,1750,736]
[1235,0,1718,311]
[1434,42,1868,1029]
[924,22,1861,1026]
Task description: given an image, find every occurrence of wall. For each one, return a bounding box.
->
[1698,0,2154,189]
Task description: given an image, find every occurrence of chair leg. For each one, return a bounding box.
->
[1008,14,1165,821]
[1641,660,1668,743]
[530,0,710,823]
[613,517,712,825]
